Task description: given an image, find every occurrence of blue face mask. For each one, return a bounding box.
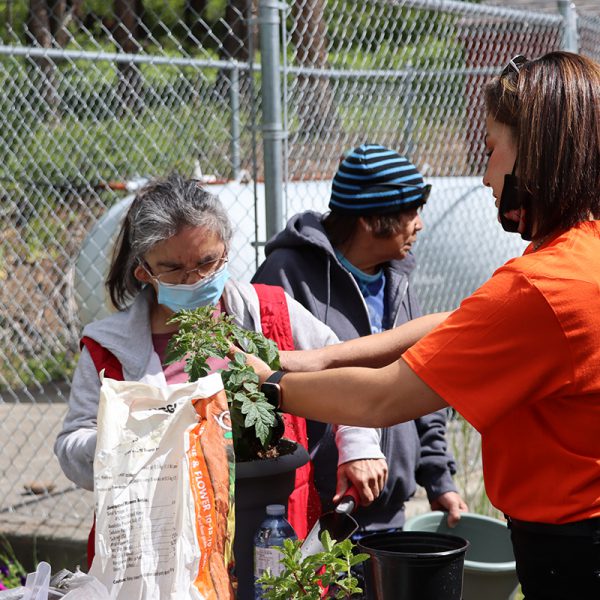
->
[156,265,230,312]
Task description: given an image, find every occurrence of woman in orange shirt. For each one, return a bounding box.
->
[252,51,600,600]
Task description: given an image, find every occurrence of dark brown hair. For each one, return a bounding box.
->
[484,51,600,239]
[322,207,419,248]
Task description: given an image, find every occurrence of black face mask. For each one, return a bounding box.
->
[498,166,533,241]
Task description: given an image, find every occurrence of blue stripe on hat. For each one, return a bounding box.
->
[331,186,425,199]
[334,165,417,181]
[342,153,413,168]
[330,192,424,210]
[332,189,403,200]
[346,148,400,161]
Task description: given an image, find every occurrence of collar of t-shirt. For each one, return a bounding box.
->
[151,304,230,384]
[151,332,188,384]
[335,250,386,334]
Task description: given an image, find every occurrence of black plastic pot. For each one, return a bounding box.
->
[358,531,470,600]
[234,440,309,600]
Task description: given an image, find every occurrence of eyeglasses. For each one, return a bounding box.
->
[140,252,228,286]
[501,55,528,78]
[361,182,432,206]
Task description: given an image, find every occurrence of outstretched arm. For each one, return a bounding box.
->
[273,357,448,428]
[280,312,450,372]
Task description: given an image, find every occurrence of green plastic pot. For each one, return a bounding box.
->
[404,511,518,600]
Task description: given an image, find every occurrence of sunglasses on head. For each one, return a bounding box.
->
[501,55,528,78]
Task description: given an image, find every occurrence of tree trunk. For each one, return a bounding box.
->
[113,0,144,114]
[222,0,252,62]
[5,0,14,35]
[70,0,85,22]
[48,0,68,47]
[184,0,208,46]
[214,0,256,105]
[27,0,61,116]
[290,0,338,135]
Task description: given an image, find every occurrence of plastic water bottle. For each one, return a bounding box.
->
[253,504,297,599]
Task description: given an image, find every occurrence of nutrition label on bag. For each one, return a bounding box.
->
[103,486,178,572]
[94,438,182,573]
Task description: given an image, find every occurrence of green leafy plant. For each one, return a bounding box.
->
[257,531,368,599]
[166,306,284,460]
[0,537,28,590]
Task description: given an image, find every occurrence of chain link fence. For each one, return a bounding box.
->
[0,0,598,559]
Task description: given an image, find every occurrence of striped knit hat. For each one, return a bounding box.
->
[329,144,427,215]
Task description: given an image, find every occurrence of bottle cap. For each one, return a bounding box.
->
[266,504,286,516]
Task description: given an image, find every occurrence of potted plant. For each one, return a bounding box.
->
[257,531,368,599]
[166,306,310,599]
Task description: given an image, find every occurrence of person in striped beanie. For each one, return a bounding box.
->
[253,143,466,537]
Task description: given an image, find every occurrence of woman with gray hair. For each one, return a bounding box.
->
[55,173,381,576]
[106,173,234,313]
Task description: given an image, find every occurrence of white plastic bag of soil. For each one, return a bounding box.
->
[89,375,235,599]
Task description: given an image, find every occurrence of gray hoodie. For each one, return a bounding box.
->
[55,280,383,491]
[253,211,457,531]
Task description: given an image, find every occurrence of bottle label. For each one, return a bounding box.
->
[254,546,285,578]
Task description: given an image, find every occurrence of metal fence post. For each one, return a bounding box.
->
[229,65,241,180]
[259,0,285,239]
[558,0,579,52]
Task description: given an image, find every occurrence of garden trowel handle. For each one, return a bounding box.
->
[334,485,360,515]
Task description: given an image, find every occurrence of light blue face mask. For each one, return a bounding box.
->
[156,265,230,312]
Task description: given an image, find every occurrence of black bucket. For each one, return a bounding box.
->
[357,531,470,600]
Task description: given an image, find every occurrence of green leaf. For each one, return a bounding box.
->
[321,530,335,551]
[164,345,186,365]
[233,351,246,366]
[233,392,248,405]
[242,399,275,444]
[350,553,370,566]
[242,380,257,392]
[185,358,210,382]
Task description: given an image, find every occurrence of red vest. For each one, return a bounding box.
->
[82,284,320,567]
[252,284,321,539]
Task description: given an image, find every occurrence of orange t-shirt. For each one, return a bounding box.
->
[403,221,600,524]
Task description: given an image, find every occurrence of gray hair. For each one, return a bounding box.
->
[107,173,233,309]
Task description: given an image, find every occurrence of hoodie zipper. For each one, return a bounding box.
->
[343,268,373,334]
[326,253,372,334]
